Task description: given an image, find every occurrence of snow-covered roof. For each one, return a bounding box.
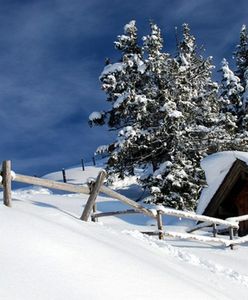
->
[197,151,248,215]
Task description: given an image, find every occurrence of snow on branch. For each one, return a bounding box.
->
[100,62,124,78]
[89,111,103,121]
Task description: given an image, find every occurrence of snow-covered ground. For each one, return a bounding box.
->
[1,159,248,299]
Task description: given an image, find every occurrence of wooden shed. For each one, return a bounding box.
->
[202,159,248,236]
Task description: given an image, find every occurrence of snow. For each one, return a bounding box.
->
[95,144,109,154]
[227,214,248,223]
[151,186,161,193]
[153,161,172,178]
[222,59,241,86]
[124,20,136,33]
[168,110,183,118]
[1,160,248,299]
[197,151,248,214]
[137,61,146,74]
[179,53,189,66]
[10,170,16,180]
[89,111,102,121]
[113,92,129,108]
[100,62,124,78]
[154,205,238,228]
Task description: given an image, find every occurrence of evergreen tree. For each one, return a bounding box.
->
[235,25,248,132]
[218,58,241,135]
[219,25,248,149]
[105,22,173,179]
[90,21,229,211]
[89,20,150,178]
[235,25,248,82]
[219,58,243,115]
[141,24,222,210]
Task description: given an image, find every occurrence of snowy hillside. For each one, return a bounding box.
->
[1,162,248,299]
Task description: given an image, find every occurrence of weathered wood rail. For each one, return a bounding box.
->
[1,160,247,249]
[15,173,90,194]
[226,214,248,223]
[91,209,140,222]
[99,185,155,218]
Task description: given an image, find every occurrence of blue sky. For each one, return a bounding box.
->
[0,0,247,176]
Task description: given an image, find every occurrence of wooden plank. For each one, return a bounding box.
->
[81,159,85,171]
[212,223,217,237]
[92,209,139,219]
[187,222,213,233]
[14,173,90,194]
[99,185,155,218]
[2,160,12,207]
[62,168,67,183]
[229,227,234,250]
[227,235,248,246]
[143,230,248,247]
[81,170,106,221]
[159,208,239,229]
[163,231,232,247]
[141,231,160,236]
[226,214,248,222]
[91,203,97,222]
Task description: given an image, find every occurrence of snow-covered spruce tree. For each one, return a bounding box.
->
[219,25,248,149]
[218,58,242,134]
[141,24,225,210]
[89,20,151,179]
[107,21,184,182]
[234,25,248,134]
[115,22,174,168]
[235,25,248,83]
[105,22,175,180]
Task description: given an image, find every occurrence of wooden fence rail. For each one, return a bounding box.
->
[226,215,248,223]
[99,185,155,218]
[158,207,239,229]
[14,173,90,194]
[91,209,139,221]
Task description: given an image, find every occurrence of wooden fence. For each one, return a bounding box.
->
[1,160,247,249]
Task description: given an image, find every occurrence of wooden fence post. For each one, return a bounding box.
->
[229,227,234,250]
[81,159,85,171]
[91,203,97,222]
[157,210,164,240]
[80,170,106,221]
[2,160,12,207]
[212,223,217,237]
[62,168,67,183]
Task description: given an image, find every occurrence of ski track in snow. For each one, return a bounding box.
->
[123,229,248,287]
